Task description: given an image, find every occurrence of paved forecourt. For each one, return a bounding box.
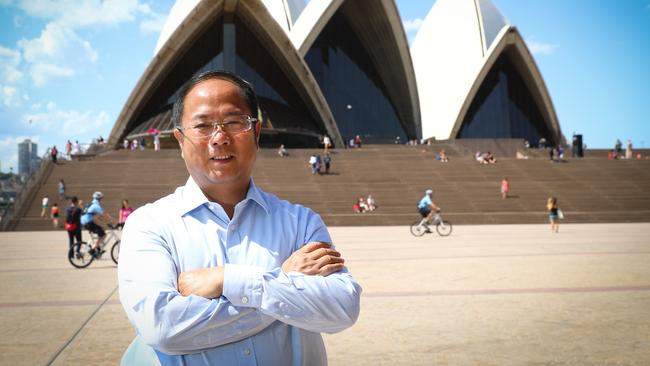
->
[1,223,649,365]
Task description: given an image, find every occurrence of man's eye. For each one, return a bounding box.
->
[223,117,245,124]
[193,124,212,131]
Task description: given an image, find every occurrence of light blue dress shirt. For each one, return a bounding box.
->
[118,177,361,365]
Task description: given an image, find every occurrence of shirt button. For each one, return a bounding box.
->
[241,296,249,304]
[230,224,236,230]
[243,348,251,356]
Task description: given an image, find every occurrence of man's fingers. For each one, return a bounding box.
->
[317,254,344,267]
[301,242,331,253]
[309,247,340,259]
[319,263,345,276]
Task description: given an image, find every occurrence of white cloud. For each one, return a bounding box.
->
[140,13,167,34]
[29,62,75,86]
[18,22,98,85]
[23,102,111,135]
[403,18,424,32]
[14,0,144,28]
[526,40,559,55]
[19,22,98,64]
[0,46,23,83]
[1,85,21,107]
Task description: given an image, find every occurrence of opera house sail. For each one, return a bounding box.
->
[411,0,563,146]
[108,0,561,149]
[108,0,420,148]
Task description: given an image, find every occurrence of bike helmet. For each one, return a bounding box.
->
[92,191,104,200]
[425,189,433,195]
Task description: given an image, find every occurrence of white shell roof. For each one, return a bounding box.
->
[154,0,201,55]
[411,0,510,140]
[156,0,309,55]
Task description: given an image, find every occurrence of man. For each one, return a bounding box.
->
[118,71,361,365]
[65,196,83,253]
[80,191,114,256]
[417,189,439,230]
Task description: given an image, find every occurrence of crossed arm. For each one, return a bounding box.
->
[119,228,360,355]
[178,242,344,298]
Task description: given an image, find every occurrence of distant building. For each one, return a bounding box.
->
[18,139,39,177]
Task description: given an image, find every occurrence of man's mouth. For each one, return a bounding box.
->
[210,154,234,161]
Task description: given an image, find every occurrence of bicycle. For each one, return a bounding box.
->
[68,224,120,268]
[410,211,453,237]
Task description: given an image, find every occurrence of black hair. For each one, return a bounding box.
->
[171,70,258,132]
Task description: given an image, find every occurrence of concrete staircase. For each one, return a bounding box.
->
[10,145,650,230]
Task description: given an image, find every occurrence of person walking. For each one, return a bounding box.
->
[50,145,58,164]
[64,196,83,255]
[308,154,318,174]
[626,139,633,159]
[117,199,134,230]
[154,132,161,151]
[547,197,560,233]
[501,177,510,199]
[50,203,60,229]
[323,152,332,174]
[58,179,66,200]
[323,134,331,153]
[41,195,49,217]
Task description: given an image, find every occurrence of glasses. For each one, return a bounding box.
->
[177,115,256,139]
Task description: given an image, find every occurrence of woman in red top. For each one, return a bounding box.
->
[117,199,134,230]
[501,177,510,199]
[51,203,60,228]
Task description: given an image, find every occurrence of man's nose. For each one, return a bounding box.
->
[210,127,230,145]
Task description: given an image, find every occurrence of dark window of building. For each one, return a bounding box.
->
[305,11,407,144]
[457,53,554,145]
[233,16,320,140]
[125,15,324,147]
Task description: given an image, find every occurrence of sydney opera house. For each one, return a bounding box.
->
[108,0,564,149]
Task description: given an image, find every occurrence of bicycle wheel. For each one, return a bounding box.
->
[436,221,453,236]
[68,241,94,268]
[410,220,427,237]
[111,240,120,265]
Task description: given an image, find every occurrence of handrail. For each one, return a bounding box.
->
[0,152,54,231]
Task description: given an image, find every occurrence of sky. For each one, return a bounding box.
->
[1,0,649,173]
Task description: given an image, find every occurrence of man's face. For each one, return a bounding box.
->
[174,78,261,192]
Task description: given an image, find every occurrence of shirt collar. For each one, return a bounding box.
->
[177,176,269,216]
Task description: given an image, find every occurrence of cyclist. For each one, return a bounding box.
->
[80,191,115,257]
[417,189,439,231]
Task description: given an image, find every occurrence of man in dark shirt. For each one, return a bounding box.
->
[65,196,83,252]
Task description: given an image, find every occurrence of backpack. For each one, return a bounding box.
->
[81,202,91,215]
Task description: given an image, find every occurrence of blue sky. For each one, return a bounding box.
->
[1,0,649,173]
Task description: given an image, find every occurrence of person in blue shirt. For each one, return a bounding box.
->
[118,71,361,365]
[80,191,115,256]
[417,189,439,230]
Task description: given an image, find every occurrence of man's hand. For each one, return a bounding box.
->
[178,267,224,299]
[282,242,345,276]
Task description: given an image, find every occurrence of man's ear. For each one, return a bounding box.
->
[173,129,185,158]
[173,128,183,147]
[254,120,261,148]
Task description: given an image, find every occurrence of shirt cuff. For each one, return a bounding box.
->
[223,264,264,308]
